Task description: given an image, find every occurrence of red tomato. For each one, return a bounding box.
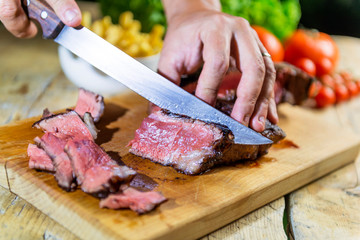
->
[356,80,360,93]
[333,73,345,85]
[346,81,359,97]
[320,74,335,89]
[316,58,334,77]
[252,25,284,62]
[284,29,339,77]
[315,86,336,108]
[340,71,353,82]
[334,84,350,102]
[294,58,316,76]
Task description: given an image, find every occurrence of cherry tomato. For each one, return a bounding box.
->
[252,25,284,62]
[320,74,335,89]
[316,58,334,77]
[340,71,353,82]
[334,83,350,102]
[333,73,345,85]
[284,29,339,77]
[346,81,359,97]
[356,80,360,93]
[294,57,316,76]
[315,86,336,108]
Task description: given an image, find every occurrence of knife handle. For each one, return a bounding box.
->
[22,0,64,39]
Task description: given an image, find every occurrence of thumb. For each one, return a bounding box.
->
[46,0,81,27]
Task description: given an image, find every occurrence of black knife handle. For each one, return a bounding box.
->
[22,0,64,39]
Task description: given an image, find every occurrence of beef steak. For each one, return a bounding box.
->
[65,139,136,197]
[74,88,104,122]
[35,133,76,191]
[129,109,285,175]
[33,110,96,140]
[27,143,55,172]
[99,187,166,214]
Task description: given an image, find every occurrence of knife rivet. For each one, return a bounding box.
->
[40,11,48,20]
[26,0,30,6]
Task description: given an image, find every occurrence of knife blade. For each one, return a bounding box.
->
[23,0,272,145]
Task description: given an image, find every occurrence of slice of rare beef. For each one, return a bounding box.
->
[74,88,104,122]
[27,143,55,172]
[129,109,285,175]
[128,110,231,175]
[99,187,166,214]
[33,110,97,140]
[274,62,314,105]
[35,133,76,191]
[65,139,136,197]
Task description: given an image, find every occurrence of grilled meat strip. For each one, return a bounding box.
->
[74,88,104,122]
[65,139,136,197]
[129,109,285,175]
[100,187,166,214]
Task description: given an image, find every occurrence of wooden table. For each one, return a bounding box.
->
[0,22,360,240]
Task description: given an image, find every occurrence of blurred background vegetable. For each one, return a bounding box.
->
[252,25,284,62]
[82,11,165,58]
[284,29,339,77]
[221,0,301,41]
[97,0,166,33]
[96,0,301,41]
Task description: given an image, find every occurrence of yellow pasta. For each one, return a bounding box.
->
[150,24,165,38]
[81,11,92,29]
[119,11,134,29]
[83,11,165,58]
[105,25,123,45]
[91,20,105,38]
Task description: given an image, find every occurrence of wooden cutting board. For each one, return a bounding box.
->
[0,91,359,240]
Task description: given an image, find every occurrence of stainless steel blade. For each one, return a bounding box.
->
[55,26,272,145]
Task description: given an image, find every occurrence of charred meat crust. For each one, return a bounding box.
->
[274,62,315,105]
[129,108,286,175]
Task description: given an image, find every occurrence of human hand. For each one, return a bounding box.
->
[0,0,81,38]
[158,9,278,132]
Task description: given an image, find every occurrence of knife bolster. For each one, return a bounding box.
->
[22,0,65,39]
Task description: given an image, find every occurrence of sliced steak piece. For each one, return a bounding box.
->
[65,139,136,197]
[274,62,314,105]
[128,110,231,175]
[33,110,97,140]
[129,109,285,175]
[27,143,55,172]
[35,133,76,191]
[74,88,104,122]
[99,187,166,214]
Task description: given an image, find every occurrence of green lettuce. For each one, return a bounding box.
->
[221,0,301,40]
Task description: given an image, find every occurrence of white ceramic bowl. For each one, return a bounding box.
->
[58,45,160,96]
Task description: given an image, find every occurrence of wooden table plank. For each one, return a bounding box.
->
[289,163,360,239]
[0,186,79,240]
[201,198,287,240]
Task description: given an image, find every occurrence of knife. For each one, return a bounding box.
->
[22,0,272,145]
